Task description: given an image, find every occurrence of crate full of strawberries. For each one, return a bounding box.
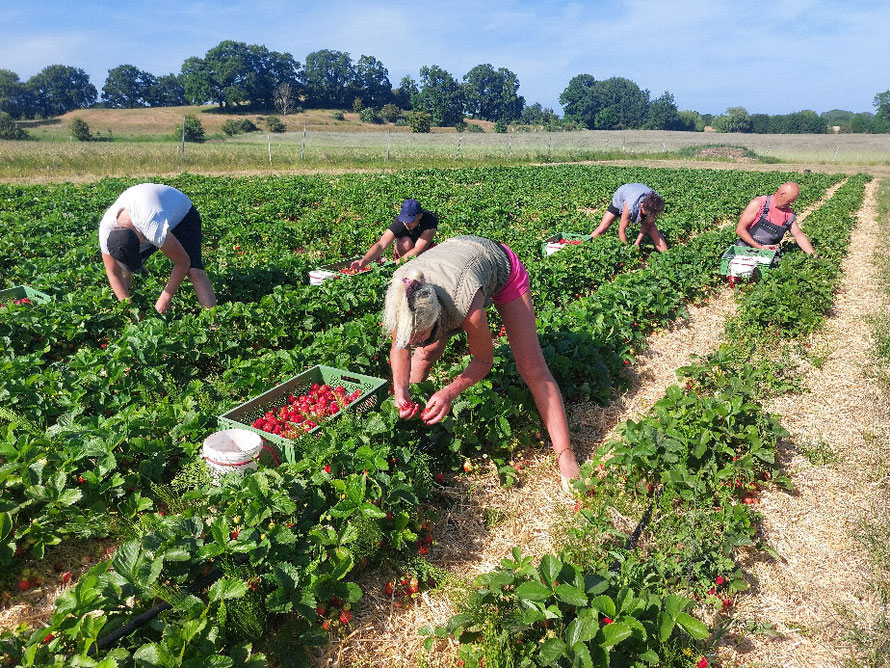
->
[0,284,52,307]
[218,365,387,463]
[540,233,591,256]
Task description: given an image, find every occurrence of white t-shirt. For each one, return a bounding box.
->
[98,184,193,254]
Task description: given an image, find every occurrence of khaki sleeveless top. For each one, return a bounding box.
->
[392,235,511,342]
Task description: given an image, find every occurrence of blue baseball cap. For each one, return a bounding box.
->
[398,199,422,223]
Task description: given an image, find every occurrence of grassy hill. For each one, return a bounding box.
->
[19,106,488,141]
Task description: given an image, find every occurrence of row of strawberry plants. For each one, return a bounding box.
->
[429,175,871,666]
[0,170,838,587]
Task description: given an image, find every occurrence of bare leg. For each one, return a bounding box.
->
[188,268,217,308]
[642,222,668,252]
[496,292,579,479]
[409,338,448,383]
[591,211,618,238]
[395,237,415,258]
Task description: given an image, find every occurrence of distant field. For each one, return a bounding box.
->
[2,106,890,181]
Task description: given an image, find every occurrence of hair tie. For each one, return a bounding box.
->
[402,276,421,300]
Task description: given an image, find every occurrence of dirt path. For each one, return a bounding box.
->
[714,179,889,667]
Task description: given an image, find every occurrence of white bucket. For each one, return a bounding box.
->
[202,429,275,480]
[729,256,757,278]
[309,270,337,286]
[545,242,566,256]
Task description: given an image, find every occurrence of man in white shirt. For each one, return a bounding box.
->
[99,183,216,313]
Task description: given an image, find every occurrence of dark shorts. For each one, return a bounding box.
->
[139,206,205,271]
[607,203,621,217]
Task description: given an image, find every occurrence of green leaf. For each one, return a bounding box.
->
[209,577,249,603]
[589,595,616,618]
[676,612,709,640]
[539,554,563,588]
[554,584,587,607]
[515,580,551,602]
[663,594,688,619]
[538,637,567,664]
[600,621,632,647]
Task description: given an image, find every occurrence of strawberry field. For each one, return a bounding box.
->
[0,165,870,667]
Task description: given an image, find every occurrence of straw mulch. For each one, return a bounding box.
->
[714,179,889,668]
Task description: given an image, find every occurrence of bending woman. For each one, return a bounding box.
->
[384,235,580,483]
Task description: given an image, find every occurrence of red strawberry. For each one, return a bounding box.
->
[17,579,31,591]
[715,576,725,585]
[434,473,444,483]
[42,633,54,643]
[60,572,72,585]
[315,605,327,616]
[322,619,331,631]
[340,610,352,625]
[602,617,613,625]
[230,529,240,540]
[384,581,394,596]
[324,464,331,474]
[697,659,708,668]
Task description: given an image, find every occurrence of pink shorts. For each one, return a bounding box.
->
[492,244,530,305]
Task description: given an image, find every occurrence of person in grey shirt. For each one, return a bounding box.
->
[591,183,668,252]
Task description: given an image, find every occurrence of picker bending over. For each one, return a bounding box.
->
[591,183,668,252]
[351,198,438,271]
[99,183,217,313]
[384,235,580,483]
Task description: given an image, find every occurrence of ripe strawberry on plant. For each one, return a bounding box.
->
[339,610,352,625]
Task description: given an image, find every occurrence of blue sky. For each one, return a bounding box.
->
[1,0,888,116]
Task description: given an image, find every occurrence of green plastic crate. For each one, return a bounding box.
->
[719,245,779,280]
[0,284,52,305]
[218,365,387,463]
[541,233,591,257]
[308,257,388,285]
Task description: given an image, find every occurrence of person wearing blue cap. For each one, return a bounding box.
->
[350,198,438,271]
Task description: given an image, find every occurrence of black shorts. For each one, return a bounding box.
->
[139,206,205,271]
[607,203,621,217]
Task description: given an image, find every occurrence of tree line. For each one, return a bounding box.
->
[1,39,888,135]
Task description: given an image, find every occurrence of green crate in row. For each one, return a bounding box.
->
[218,365,387,464]
[540,232,591,256]
[719,245,779,280]
[0,284,52,305]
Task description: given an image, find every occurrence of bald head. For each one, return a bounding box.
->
[773,182,799,208]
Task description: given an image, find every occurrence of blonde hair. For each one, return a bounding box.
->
[383,269,440,348]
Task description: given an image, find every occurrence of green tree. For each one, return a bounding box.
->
[713,107,753,133]
[779,110,827,134]
[394,76,417,110]
[0,69,31,118]
[148,74,187,106]
[181,41,301,109]
[559,75,649,129]
[414,65,465,126]
[379,103,401,123]
[0,111,29,139]
[175,115,205,142]
[408,110,431,133]
[520,102,557,125]
[102,65,156,108]
[873,90,890,120]
[644,91,684,130]
[70,117,92,141]
[559,74,598,127]
[462,64,524,122]
[353,55,392,108]
[678,110,705,132]
[304,49,355,108]
[26,64,97,117]
[265,115,286,132]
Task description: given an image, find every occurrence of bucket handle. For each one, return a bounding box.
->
[251,443,280,467]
